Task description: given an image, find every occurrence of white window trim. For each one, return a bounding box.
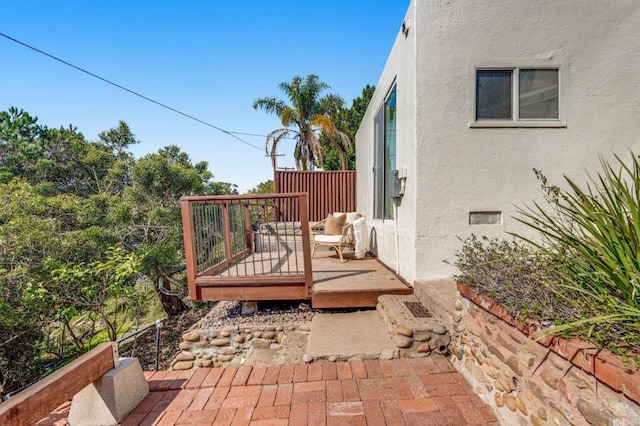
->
[470,66,565,128]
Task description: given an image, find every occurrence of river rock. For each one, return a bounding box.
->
[220,330,231,338]
[234,335,245,344]
[183,331,200,342]
[218,354,234,362]
[263,331,277,339]
[394,335,414,349]
[432,325,447,335]
[173,360,193,370]
[175,352,195,361]
[252,338,270,349]
[211,338,230,347]
[395,325,413,337]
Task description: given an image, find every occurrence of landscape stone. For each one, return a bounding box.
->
[263,331,277,339]
[182,331,200,342]
[220,330,231,338]
[218,354,233,362]
[576,399,613,426]
[252,338,270,349]
[416,343,431,353]
[175,352,195,361]
[394,325,413,337]
[328,355,338,362]
[179,342,190,350]
[210,338,230,347]
[393,335,413,349]
[172,361,193,370]
[432,325,447,335]
[234,335,245,344]
[201,359,213,367]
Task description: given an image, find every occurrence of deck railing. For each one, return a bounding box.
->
[180,193,313,301]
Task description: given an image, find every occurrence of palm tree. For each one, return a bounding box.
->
[253,74,351,171]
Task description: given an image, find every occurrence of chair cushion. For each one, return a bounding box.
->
[314,234,343,243]
[333,212,362,223]
[324,213,346,235]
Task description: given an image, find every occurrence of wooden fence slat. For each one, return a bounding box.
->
[0,342,116,426]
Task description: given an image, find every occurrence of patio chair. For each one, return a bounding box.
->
[310,212,363,262]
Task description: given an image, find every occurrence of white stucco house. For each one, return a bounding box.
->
[356,0,640,285]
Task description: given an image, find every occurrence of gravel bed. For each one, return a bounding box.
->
[196,300,327,329]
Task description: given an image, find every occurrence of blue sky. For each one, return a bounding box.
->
[2,1,410,192]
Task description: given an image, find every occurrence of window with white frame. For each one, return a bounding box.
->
[476,68,559,121]
[374,84,397,220]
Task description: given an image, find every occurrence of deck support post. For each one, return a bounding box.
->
[67,357,149,426]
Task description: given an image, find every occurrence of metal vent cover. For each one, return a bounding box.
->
[404,301,431,318]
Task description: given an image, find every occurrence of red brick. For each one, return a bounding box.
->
[120,412,148,426]
[148,371,169,391]
[433,396,466,424]
[327,415,367,426]
[362,400,386,426]
[307,363,323,381]
[156,370,181,391]
[130,390,164,416]
[326,380,344,403]
[274,383,293,406]
[217,367,238,387]
[177,408,219,424]
[262,366,281,385]
[405,411,447,426]
[425,383,466,397]
[431,355,457,373]
[421,372,457,386]
[247,365,267,386]
[212,407,236,425]
[228,385,262,398]
[140,411,165,426]
[327,401,364,416]
[341,379,360,401]
[294,381,325,393]
[398,397,439,414]
[185,368,210,389]
[257,384,278,407]
[350,360,367,378]
[221,393,259,409]
[364,360,383,378]
[232,406,254,426]
[389,359,413,376]
[403,375,429,399]
[232,365,253,386]
[249,419,289,426]
[251,405,291,420]
[594,356,623,391]
[292,390,327,404]
[166,389,198,411]
[204,387,230,410]
[175,369,196,389]
[308,401,326,425]
[451,394,499,423]
[389,376,413,400]
[405,357,441,375]
[621,369,640,404]
[201,367,224,388]
[323,362,338,381]
[380,399,405,426]
[336,362,353,380]
[277,365,294,384]
[378,360,396,378]
[289,403,309,426]
[155,409,183,426]
[293,364,308,383]
[357,378,394,401]
[186,387,214,411]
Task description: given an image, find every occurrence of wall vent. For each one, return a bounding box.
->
[469,211,502,225]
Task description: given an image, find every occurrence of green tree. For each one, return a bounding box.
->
[322,85,375,171]
[246,180,275,194]
[253,74,351,171]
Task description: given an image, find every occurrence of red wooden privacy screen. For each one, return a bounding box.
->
[274,170,356,221]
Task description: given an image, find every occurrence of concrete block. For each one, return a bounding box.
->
[68,357,149,426]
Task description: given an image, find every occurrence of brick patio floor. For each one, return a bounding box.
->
[40,355,499,425]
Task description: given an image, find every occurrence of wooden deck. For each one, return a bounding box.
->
[310,248,413,308]
[195,245,412,308]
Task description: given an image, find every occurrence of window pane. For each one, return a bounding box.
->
[373,106,385,219]
[519,69,559,119]
[476,70,512,119]
[384,86,397,220]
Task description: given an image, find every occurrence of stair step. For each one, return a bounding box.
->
[377,294,451,356]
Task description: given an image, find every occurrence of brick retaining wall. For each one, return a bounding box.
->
[451,283,640,426]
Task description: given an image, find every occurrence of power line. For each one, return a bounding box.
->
[0,31,265,152]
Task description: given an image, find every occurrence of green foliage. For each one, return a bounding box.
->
[322,85,375,171]
[246,180,275,195]
[514,153,640,346]
[0,107,238,397]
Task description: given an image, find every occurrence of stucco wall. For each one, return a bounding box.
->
[357,0,640,282]
[356,1,417,280]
